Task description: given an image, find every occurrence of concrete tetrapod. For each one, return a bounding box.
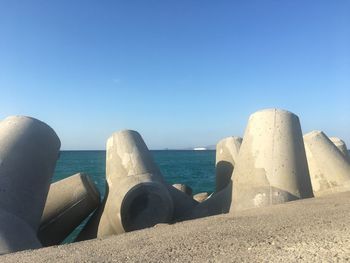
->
[188,136,242,218]
[304,131,350,197]
[76,130,173,240]
[329,137,350,163]
[164,184,199,222]
[191,181,232,218]
[215,136,242,192]
[0,116,60,254]
[184,136,241,219]
[231,109,314,212]
[38,173,100,246]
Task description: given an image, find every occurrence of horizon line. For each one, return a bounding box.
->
[60,149,217,151]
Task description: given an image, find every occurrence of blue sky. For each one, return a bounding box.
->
[0,1,349,150]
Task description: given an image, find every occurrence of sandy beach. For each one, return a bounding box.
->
[2,191,350,262]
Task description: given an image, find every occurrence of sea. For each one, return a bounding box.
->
[52,150,216,243]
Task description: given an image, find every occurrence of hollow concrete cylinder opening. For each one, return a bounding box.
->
[121,183,173,232]
[77,130,174,240]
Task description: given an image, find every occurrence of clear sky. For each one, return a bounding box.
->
[0,1,349,150]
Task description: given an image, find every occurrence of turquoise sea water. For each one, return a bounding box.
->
[53,150,216,196]
[52,150,216,243]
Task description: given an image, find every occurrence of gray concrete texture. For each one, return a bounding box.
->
[4,109,350,257]
[231,109,314,211]
[77,130,174,240]
[191,181,232,218]
[38,173,100,246]
[165,184,199,222]
[304,131,350,197]
[0,116,60,254]
[329,136,350,162]
[5,191,350,263]
[190,137,242,218]
[215,136,242,192]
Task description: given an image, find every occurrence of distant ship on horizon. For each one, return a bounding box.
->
[159,145,216,151]
[193,147,207,151]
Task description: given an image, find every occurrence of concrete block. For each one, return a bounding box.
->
[191,181,232,218]
[231,109,313,211]
[329,137,350,162]
[215,136,242,192]
[190,136,242,218]
[76,130,173,240]
[165,184,199,222]
[304,131,350,197]
[0,116,60,254]
[38,173,100,246]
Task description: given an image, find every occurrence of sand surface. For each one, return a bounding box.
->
[2,192,350,262]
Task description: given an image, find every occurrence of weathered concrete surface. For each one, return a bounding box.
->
[304,131,350,197]
[193,192,209,202]
[330,136,350,162]
[77,130,173,240]
[38,173,100,246]
[215,136,242,192]
[232,109,313,211]
[3,192,350,262]
[172,183,193,196]
[191,181,232,218]
[0,116,60,254]
[197,136,242,218]
[164,184,198,221]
